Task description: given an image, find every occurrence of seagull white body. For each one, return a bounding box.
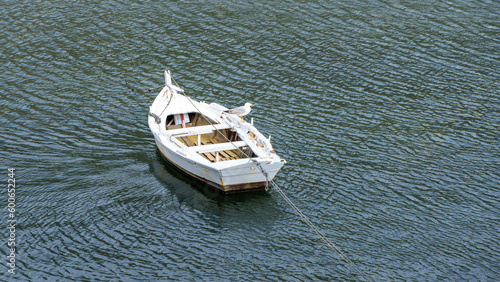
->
[224,102,253,117]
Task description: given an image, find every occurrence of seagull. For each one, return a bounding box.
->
[223,103,254,117]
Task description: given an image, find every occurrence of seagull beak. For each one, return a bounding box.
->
[250,104,254,107]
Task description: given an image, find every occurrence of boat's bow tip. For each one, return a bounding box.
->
[164,70,172,85]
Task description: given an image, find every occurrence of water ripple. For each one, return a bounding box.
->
[1,0,499,280]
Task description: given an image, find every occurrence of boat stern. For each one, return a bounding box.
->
[217,159,285,193]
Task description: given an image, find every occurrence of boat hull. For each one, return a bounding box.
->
[154,137,283,193]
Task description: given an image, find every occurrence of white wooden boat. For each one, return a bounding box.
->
[148,71,285,193]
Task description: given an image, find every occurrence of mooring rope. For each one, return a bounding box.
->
[269,180,374,282]
[158,81,373,281]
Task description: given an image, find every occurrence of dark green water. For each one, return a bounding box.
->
[1,0,499,280]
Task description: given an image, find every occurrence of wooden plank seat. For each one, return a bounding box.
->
[178,136,217,162]
[174,128,246,162]
[193,141,247,162]
[167,124,231,137]
[190,141,246,154]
